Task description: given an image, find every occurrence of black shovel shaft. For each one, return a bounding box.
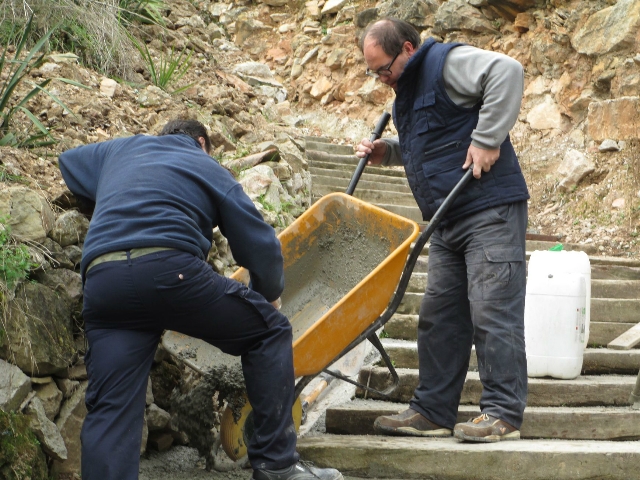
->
[346,111,391,195]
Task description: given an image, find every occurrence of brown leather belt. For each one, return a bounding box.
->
[86,247,175,273]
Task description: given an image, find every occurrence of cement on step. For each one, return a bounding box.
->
[356,368,636,406]
[296,435,640,480]
[325,399,640,440]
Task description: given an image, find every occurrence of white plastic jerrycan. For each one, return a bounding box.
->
[524,249,591,379]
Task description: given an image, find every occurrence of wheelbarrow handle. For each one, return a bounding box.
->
[346,111,391,195]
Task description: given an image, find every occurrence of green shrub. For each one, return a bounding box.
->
[0,220,33,289]
[130,34,193,93]
[119,0,166,26]
[0,15,84,148]
[0,410,48,480]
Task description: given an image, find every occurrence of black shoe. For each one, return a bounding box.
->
[252,461,343,480]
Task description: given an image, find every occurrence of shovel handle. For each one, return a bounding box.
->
[346,111,391,195]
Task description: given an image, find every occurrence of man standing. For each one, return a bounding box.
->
[59,119,342,480]
[355,18,529,442]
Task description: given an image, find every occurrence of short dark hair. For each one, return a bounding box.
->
[359,18,422,56]
[158,119,212,154]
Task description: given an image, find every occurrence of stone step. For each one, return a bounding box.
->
[310,165,410,186]
[355,368,636,406]
[587,279,640,298]
[324,399,640,440]
[310,195,425,224]
[394,290,640,324]
[312,174,411,195]
[591,263,640,280]
[304,135,332,144]
[296,435,640,480]
[309,160,407,180]
[404,273,640,298]
[383,312,638,347]
[306,149,360,164]
[379,339,640,374]
[305,141,355,156]
[313,184,418,207]
[394,292,640,323]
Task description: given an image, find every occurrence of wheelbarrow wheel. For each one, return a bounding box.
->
[220,395,303,461]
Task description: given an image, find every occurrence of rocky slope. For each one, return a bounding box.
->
[3,0,640,254]
[1,0,640,478]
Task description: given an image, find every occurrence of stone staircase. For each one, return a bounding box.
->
[296,137,640,480]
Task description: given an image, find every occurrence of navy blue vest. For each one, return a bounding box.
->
[393,38,529,223]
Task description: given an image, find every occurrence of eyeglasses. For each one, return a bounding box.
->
[365,51,400,79]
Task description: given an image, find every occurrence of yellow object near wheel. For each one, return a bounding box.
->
[220,395,303,461]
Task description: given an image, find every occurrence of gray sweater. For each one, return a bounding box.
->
[382,45,524,166]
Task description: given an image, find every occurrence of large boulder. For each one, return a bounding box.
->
[52,382,88,476]
[487,0,536,22]
[25,397,68,461]
[433,0,500,35]
[0,359,31,412]
[571,0,640,56]
[0,186,55,243]
[556,149,595,192]
[587,96,640,141]
[49,210,90,247]
[377,0,440,29]
[1,282,75,376]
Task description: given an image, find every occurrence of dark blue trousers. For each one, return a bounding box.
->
[80,250,297,479]
[410,201,528,429]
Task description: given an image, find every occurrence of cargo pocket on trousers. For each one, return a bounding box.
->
[224,278,275,328]
[478,245,524,301]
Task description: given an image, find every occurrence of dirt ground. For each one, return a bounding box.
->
[138,447,369,480]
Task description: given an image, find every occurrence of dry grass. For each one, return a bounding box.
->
[0,0,140,79]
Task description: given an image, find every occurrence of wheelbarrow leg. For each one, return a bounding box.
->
[631,370,640,409]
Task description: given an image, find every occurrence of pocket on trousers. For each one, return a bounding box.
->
[470,245,524,301]
[153,259,212,313]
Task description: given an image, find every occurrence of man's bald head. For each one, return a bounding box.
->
[359,18,421,57]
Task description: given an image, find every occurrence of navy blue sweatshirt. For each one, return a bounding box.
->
[58,134,284,302]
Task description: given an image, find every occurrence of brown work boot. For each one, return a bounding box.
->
[373,408,452,437]
[453,413,520,443]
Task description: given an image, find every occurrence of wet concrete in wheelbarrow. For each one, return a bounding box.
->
[282,221,390,341]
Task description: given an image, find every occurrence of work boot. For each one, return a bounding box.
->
[252,461,343,480]
[373,408,452,437]
[453,413,520,443]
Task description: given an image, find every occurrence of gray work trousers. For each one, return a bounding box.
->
[409,201,528,429]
